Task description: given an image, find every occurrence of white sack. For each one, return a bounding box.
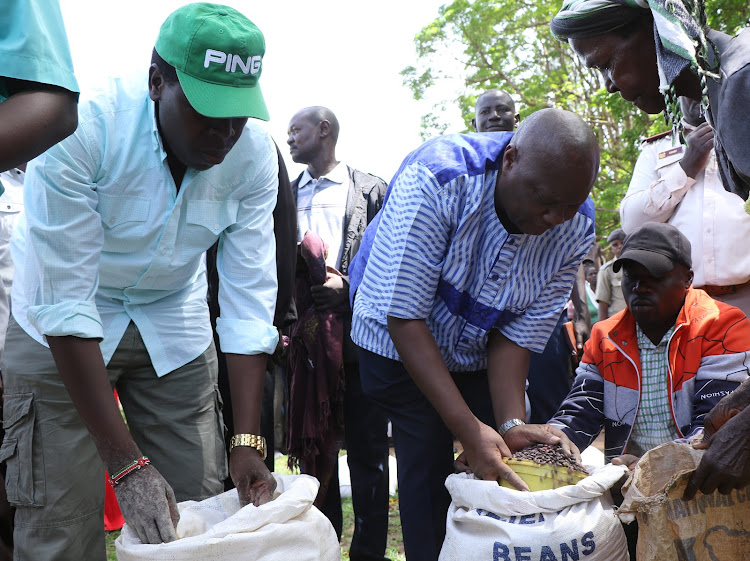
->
[439,464,630,561]
[115,473,339,561]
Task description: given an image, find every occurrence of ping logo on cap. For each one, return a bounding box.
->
[204,49,262,74]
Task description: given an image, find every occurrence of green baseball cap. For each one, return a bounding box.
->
[154,3,269,120]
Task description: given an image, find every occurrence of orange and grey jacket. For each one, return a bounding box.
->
[550,286,750,461]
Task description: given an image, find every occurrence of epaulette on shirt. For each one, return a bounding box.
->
[641,130,684,161]
[641,130,672,144]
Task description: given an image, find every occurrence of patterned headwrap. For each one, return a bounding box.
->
[550,0,716,131]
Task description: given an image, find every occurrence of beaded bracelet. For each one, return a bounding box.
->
[107,456,150,488]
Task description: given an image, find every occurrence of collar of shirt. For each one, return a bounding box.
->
[299,162,348,190]
[149,98,166,160]
[635,323,674,351]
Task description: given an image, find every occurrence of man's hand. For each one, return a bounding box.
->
[612,454,640,471]
[454,422,529,491]
[113,465,179,544]
[679,122,714,179]
[684,406,750,500]
[574,318,589,354]
[311,273,349,311]
[504,424,582,463]
[230,446,277,507]
[454,424,581,491]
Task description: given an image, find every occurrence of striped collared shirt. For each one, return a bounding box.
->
[350,132,595,372]
[628,325,680,455]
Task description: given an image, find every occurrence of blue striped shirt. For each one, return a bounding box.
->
[350,132,595,372]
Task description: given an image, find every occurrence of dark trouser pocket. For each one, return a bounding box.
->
[0,393,44,507]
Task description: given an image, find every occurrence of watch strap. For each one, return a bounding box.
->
[497,418,526,437]
[230,433,267,460]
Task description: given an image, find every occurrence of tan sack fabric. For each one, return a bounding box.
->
[619,441,750,561]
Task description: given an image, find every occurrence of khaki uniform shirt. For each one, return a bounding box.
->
[595,259,626,317]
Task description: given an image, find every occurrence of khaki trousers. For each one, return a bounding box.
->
[0,318,226,561]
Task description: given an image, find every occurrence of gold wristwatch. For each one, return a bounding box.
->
[229,434,267,460]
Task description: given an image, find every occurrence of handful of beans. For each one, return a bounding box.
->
[511,443,588,474]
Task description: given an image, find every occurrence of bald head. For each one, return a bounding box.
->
[495,108,600,235]
[512,108,598,161]
[287,106,340,167]
[297,106,339,143]
[472,89,518,133]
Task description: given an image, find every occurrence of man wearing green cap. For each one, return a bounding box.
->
[0,4,280,559]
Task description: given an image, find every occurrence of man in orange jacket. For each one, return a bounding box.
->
[548,223,750,463]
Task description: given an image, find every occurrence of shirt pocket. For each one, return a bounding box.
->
[98,193,151,253]
[0,393,44,507]
[184,199,240,252]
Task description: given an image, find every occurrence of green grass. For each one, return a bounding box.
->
[106,531,118,561]
[105,454,405,561]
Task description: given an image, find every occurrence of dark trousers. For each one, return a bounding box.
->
[358,348,496,561]
[526,311,574,424]
[318,362,391,561]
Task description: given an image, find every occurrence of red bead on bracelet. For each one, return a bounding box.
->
[107,456,150,488]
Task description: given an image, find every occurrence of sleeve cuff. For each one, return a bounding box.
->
[216,317,279,355]
[664,164,696,193]
[28,301,103,339]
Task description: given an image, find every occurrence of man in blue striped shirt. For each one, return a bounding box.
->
[349,108,600,561]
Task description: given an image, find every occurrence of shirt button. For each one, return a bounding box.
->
[214,224,220,231]
[622,341,627,345]
[490,274,499,281]
[109,217,115,225]
[160,248,168,255]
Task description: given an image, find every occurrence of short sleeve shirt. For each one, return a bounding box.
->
[0,0,79,101]
[351,132,595,371]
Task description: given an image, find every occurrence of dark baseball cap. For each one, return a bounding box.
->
[606,228,625,243]
[613,223,692,278]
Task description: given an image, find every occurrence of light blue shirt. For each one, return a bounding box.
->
[11,75,279,376]
[351,132,595,371]
[0,0,80,102]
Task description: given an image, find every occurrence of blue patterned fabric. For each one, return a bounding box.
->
[350,132,595,372]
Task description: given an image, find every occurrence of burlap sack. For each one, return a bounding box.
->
[619,441,750,561]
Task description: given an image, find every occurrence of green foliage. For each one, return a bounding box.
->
[705,0,749,34]
[402,0,746,241]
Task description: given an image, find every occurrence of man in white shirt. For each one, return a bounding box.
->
[620,96,750,316]
[287,106,390,561]
[0,5,279,559]
[0,165,23,360]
